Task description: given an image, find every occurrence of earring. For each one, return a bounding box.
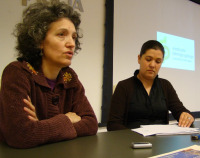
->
[40,49,43,56]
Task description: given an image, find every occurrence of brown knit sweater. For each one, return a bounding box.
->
[0,61,98,148]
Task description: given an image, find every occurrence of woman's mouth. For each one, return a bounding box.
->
[64,51,74,58]
[147,70,155,73]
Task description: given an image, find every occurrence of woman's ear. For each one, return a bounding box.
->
[138,55,141,64]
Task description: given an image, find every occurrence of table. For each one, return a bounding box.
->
[1,122,200,158]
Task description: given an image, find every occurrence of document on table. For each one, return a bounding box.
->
[132,124,199,136]
[149,145,200,158]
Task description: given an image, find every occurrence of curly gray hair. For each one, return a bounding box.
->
[14,0,82,69]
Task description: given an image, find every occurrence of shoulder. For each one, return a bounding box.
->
[2,61,39,79]
[2,61,25,76]
[117,76,134,87]
[60,67,82,89]
[3,61,36,73]
[2,61,48,88]
[158,78,175,93]
[4,61,23,69]
[114,76,134,94]
[61,67,78,82]
[158,78,172,87]
[1,61,33,92]
[63,67,78,77]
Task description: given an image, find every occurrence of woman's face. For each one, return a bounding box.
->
[40,18,77,69]
[138,49,163,80]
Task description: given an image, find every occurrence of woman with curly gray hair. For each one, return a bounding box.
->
[0,0,98,148]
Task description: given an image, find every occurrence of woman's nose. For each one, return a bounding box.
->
[65,37,75,48]
[149,61,156,67]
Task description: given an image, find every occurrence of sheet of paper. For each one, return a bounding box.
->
[132,124,199,136]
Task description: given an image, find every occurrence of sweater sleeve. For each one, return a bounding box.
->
[107,81,129,131]
[0,64,77,148]
[70,78,98,136]
[160,79,193,121]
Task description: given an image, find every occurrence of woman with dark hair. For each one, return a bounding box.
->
[0,0,98,148]
[107,40,194,131]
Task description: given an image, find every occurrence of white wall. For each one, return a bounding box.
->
[0,0,105,122]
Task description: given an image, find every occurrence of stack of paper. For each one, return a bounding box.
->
[132,124,199,136]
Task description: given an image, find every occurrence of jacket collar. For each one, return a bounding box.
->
[133,69,159,80]
[22,61,78,89]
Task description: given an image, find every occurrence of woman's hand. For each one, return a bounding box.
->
[178,112,194,127]
[65,112,81,124]
[23,96,38,121]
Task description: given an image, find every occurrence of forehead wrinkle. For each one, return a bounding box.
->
[48,18,76,32]
[56,28,77,34]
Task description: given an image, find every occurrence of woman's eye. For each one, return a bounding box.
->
[72,34,77,40]
[156,59,162,63]
[146,58,151,61]
[58,33,65,37]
